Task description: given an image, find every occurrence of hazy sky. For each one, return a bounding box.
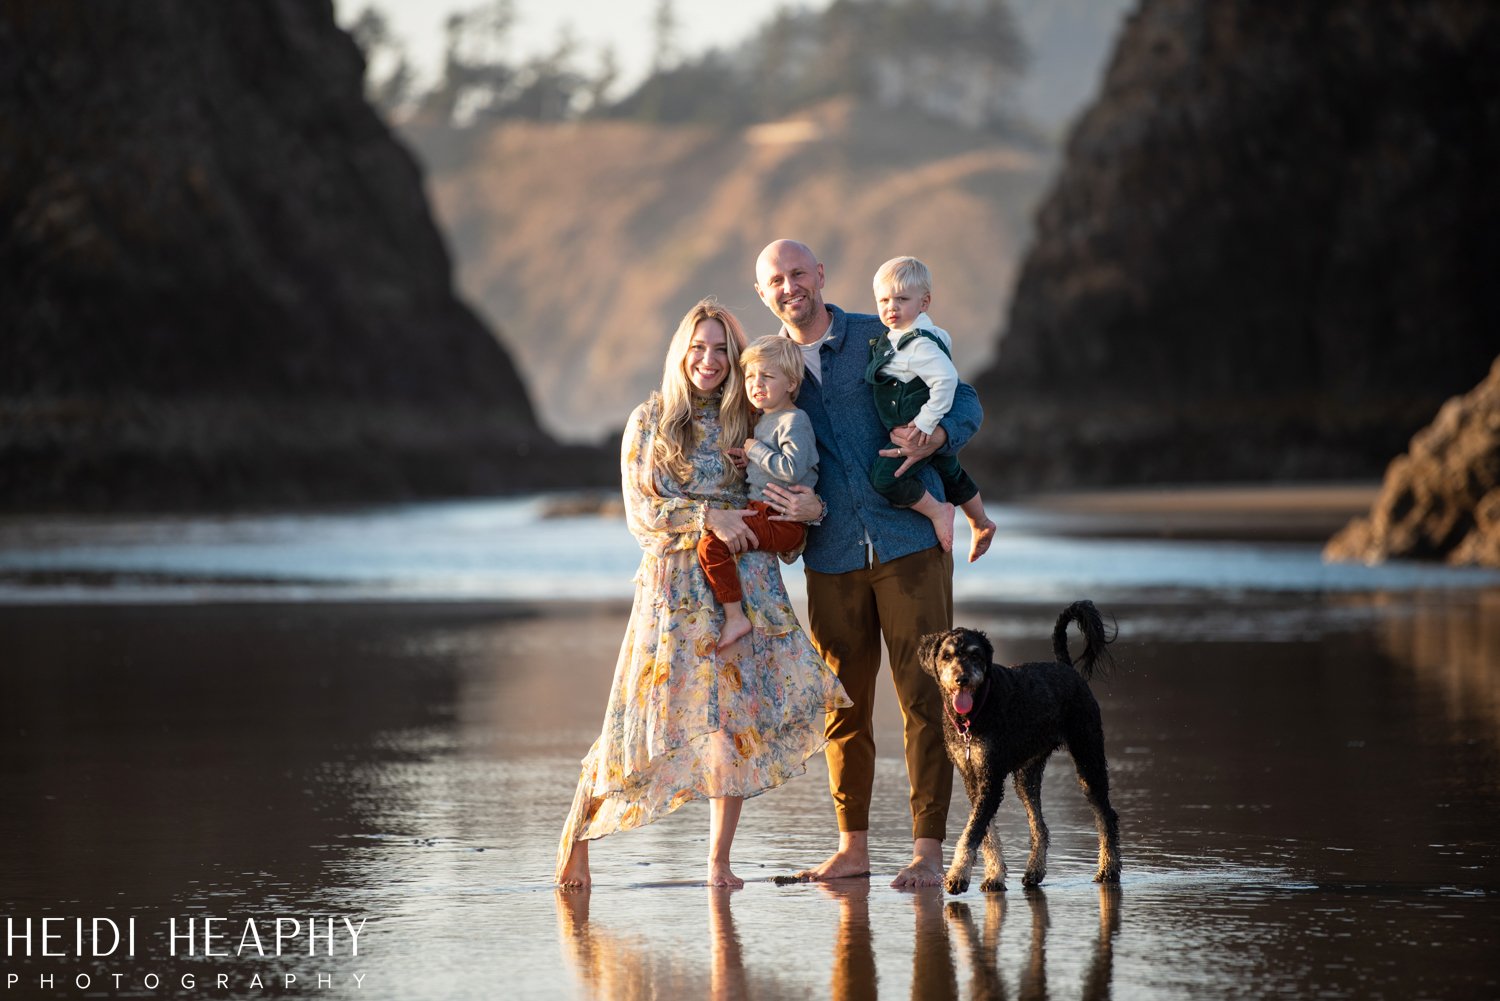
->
[333,0,827,96]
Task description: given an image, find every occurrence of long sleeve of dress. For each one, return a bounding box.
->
[621,402,702,555]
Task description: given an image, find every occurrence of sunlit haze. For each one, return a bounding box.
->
[331,0,826,98]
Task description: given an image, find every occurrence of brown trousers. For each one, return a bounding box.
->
[697,500,808,604]
[805,545,954,841]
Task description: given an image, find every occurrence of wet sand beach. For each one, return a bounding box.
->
[3,580,1498,1000]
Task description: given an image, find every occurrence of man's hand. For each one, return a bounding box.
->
[761,483,821,522]
[879,424,946,478]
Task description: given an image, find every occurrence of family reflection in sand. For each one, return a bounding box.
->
[555,884,1121,1000]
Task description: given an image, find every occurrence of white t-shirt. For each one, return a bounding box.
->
[789,330,829,385]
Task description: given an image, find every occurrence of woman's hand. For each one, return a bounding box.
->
[880,424,946,478]
[761,483,822,523]
[726,447,748,472]
[705,506,759,553]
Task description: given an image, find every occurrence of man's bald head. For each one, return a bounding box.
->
[754,239,828,341]
[755,240,818,282]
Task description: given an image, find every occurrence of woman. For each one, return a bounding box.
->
[556,298,848,889]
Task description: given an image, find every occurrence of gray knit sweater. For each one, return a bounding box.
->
[744,407,819,502]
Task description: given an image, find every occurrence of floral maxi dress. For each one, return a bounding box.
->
[556,395,850,880]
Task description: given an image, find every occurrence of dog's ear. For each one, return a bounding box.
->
[971,629,994,665]
[916,631,945,676]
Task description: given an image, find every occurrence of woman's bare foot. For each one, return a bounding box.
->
[558,840,591,889]
[967,516,996,563]
[717,605,752,650]
[708,860,745,888]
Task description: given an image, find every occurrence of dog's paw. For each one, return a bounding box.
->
[1021,869,1045,888]
[1094,865,1121,884]
[944,872,969,895]
[979,876,1006,893]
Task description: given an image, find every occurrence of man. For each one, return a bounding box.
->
[755,239,983,887]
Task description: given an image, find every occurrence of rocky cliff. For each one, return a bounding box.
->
[0,1,607,511]
[1325,355,1500,567]
[410,97,1051,439]
[970,0,1500,493]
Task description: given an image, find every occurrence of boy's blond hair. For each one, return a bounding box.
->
[741,335,805,400]
[873,255,933,296]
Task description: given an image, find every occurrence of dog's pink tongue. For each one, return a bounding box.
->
[953,690,974,715]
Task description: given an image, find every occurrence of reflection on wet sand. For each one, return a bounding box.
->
[557,882,1122,1000]
[8,596,1497,998]
[826,883,1120,1001]
[1375,591,1500,748]
[827,882,879,1000]
[556,888,765,1001]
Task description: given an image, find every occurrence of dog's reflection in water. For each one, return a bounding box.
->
[948,887,1121,1001]
[555,882,1121,1000]
[826,883,1122,1001]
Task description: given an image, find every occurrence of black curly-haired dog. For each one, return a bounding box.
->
[918,600,1121,894]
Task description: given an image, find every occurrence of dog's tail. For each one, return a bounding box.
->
[1052,600,1116,681]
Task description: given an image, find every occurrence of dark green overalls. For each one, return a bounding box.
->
[864,329,979,509]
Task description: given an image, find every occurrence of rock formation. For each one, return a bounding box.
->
[1326,356,1500,567]
[970,0,1500,493]
[0,1,608,511]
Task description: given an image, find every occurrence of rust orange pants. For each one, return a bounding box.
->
[697,500,808,603]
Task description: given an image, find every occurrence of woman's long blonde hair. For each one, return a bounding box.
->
[649,298,752,488]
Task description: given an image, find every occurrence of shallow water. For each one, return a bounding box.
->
[3,496,1499,604]
[3,592,1497,999]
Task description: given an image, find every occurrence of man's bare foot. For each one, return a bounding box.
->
[794,846,871,882]
[708,860,745,888]
[717,613,752,650]
[930,502,956,553]
[558,840,591,889]
[890,857,944,889]
[967,516,996,563]
[890,838,945,890]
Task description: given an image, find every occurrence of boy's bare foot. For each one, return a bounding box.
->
[967,516,997,563]
[708,860,745,888]
[930,502,955,553]
[558,840,591,889]
[717,614,752,650]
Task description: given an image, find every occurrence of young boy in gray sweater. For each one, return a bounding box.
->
[697,335,819,649]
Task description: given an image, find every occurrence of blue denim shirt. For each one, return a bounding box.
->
[790,305,983,574]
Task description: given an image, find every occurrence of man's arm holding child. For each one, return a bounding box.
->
[883,380,981,478]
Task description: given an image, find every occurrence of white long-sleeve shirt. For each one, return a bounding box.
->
[877,311,957,435]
